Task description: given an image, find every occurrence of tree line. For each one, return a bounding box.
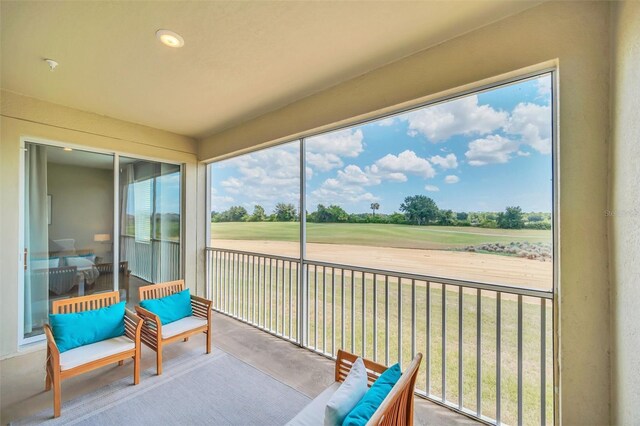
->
[211,195,551,230]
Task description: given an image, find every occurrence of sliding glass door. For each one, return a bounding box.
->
[119,158,181,306]
[23,142,115,338]
[22,142,183,341]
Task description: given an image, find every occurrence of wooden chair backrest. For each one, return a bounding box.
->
[336,349,389,386]
[139,280,185,301]
[368,352,423,426]
[51,291,120,314]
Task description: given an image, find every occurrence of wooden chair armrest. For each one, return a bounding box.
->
[44,324,60,368]
[124,309,143,341]
[190,295,212,320]
[135,306,161,332]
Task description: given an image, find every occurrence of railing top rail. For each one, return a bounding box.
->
[206,246,553,299]
[206,246,300,263]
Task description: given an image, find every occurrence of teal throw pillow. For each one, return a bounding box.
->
[342,363,402,426]
[139,289,193,325]
[49,301,126,353]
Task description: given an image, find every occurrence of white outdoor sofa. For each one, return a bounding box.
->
[287,350,423,426]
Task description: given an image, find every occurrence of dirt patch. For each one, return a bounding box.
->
[210,239,553,290]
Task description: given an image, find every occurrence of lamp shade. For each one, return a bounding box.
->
[94,233,111,242]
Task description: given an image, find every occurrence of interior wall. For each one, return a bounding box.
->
[47,163,114,261]
[0,90,203,359]
[199,2,612,424]
[609,1,640,424]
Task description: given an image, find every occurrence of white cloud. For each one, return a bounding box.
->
[444,175,460,184]
[403,95,508,142]
[306,129,364,172]
[425,185,440,192]
[517,150,531,157]
[310,164,379,205]
[430,153,458,169]
[212,143,300,212]
[210,187,234,207]
[336,164,381,186]
[465,134,519,166]
[378,117,396,127]
[505,102,552,154]
[536,76,551,98]
[371,150,436,179]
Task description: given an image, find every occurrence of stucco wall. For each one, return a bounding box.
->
[0,90,206,359]
[199,2,612,424]
[610,1,640,424]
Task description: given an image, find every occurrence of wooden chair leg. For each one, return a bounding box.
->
[52,376,61,418]
[133,353,140,385]
[118,360,124,366]
[156,346,163,376]
[206,327,212,354]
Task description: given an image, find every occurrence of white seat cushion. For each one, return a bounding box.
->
[59,336,135,371]
[161,316,208,339]
[286,382,341,426]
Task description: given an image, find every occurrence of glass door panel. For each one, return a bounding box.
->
[23,142,115,339]
[119,158,181,307]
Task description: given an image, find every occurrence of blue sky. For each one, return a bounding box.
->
[210,74,552,215]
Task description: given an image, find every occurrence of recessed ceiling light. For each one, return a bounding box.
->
[156,29,184,48]
[63,147,73,152]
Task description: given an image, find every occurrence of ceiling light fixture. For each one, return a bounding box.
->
[156,29,184,48]
[63,147,73,152]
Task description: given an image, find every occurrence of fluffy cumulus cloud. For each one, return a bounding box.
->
[214,143,300,211]
[425,185,440,192]
[310,164,378,205]
[306,129,364,172]
[370,150,435,180]
[505,103,552,154]
[430,153,458,170]
[403,95,508,142]
[465,134,519,166]
[444,175,460,184]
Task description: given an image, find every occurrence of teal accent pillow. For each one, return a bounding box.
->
[49,301,126,353]
[342,363,402,426]
[139,289,193,325]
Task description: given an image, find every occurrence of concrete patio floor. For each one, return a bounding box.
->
[1,312,479,425]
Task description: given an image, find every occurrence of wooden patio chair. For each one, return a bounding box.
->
[44,291,142,418]
[338,350,423,425]
[135,280,212,375]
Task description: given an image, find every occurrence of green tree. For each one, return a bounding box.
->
[496,206,525,229]
[274,203,297,222]
[370,202,380,216]
[399,195,439,225]
[226,205,248,222]
[249,205,267,222]
[437,209,456,225]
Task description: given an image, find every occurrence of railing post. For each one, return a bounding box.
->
[298,138,307,347]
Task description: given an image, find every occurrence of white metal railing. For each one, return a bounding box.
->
[205,247,553,426]
[121,235,180,283]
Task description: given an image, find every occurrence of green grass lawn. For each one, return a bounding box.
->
[211,222,551,250]
[210,257,553,426]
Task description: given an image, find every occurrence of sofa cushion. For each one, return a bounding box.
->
[49,301,126,353]
[342,363,402,426]
[59,335,135,371]
[324,358,368,426]
[140,289,193,325]
[161,315,208,339]
[286,382,341,426]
